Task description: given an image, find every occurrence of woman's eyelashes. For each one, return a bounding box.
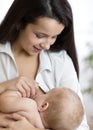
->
[35,33,46,39]
[34,32,57,39]
[52,35,57,39]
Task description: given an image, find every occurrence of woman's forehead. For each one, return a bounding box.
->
[30,17,65,36]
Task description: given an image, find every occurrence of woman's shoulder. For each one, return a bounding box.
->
[0,42,14,62]
[40,50,74,73]
[0,42,11,52]
[46,50,72,64]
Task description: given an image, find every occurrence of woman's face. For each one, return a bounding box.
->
[15,17,65,56]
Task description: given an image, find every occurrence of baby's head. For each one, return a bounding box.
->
[36,87,84,130]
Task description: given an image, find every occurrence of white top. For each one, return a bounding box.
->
[0,42,89,130]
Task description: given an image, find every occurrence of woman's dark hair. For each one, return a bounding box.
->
[0,0,79,77]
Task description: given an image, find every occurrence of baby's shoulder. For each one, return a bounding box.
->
[2,90,21,97]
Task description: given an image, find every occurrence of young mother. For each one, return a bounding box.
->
[0,0,89,130]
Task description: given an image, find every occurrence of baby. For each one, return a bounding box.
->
[0,87,84,130]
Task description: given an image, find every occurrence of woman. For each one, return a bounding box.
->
[0,0,89,130]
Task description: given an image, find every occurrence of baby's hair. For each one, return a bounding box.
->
[43,87,84,130]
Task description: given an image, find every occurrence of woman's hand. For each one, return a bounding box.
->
[7,113,35,130]
[0,112,15,128]
[14,76,39,98]
[0,113,48,130]
[0,113,35,130]
[0,76,39,98]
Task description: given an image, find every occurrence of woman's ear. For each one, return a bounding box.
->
[38,102,49,112]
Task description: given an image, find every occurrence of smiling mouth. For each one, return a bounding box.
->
[33,46,42,53]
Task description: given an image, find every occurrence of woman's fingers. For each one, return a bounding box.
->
[26,79,39,98]
[0,113,14,128]
[0,112,34,130]
[15,76,39,98]
[9,113,35,130]
[16,80,29,97]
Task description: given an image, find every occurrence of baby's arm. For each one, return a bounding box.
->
[0,79,39,113]
[0,90,36,113]
[0,90,44,129]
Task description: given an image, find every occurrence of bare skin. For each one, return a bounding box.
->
[0,113,41,130]
[11,17,64,79]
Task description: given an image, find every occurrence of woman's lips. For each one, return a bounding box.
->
[33,46,42,53]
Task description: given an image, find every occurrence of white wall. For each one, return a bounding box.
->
[0,0,13,23]
[69,0,93,119]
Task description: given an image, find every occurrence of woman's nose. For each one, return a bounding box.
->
[40,43,50,50]
[40,39,54,50]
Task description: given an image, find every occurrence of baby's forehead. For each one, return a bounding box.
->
[48,87,75,97]
[49,87,64,93]
[48,88,63,95]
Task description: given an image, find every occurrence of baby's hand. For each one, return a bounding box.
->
[15,76,39,98]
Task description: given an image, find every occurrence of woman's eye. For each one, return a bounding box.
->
[35,34,45,38]
[52,36,57,39]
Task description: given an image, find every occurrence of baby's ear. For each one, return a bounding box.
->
[38,102,49,112]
